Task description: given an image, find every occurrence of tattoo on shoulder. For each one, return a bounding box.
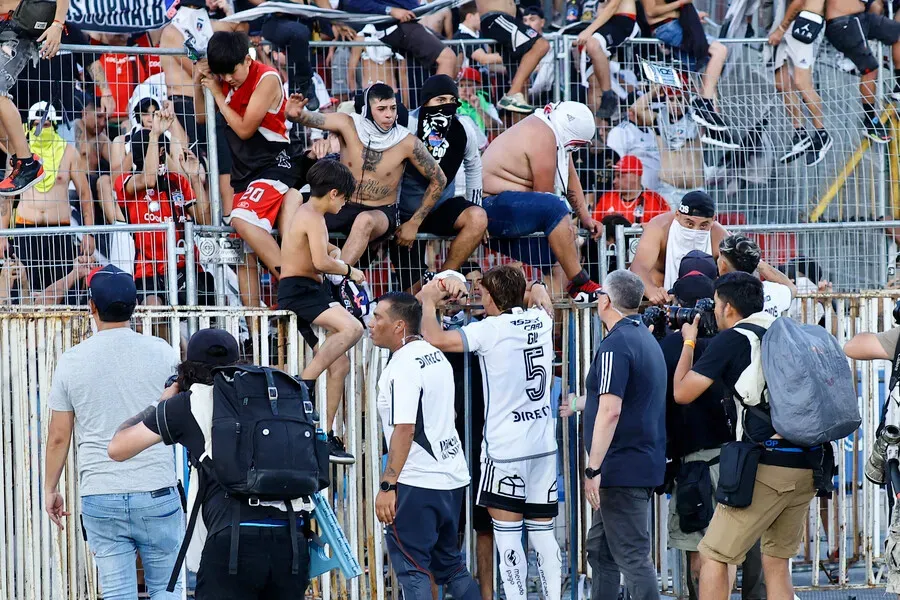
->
[116,405,156,433]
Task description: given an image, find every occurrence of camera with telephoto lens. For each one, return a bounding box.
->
[641,298,718,341]
[866,425,900,485]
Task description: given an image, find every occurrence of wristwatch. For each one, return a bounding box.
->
[380,481,397,492]
[584,467,601,480]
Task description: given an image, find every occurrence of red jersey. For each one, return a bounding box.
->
[221,60,296,192]
[114,173,196,280]
[592,189,670,225]
[94,34,162,118]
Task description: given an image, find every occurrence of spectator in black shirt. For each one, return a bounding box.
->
[673,272,817,600]
[109,329,312,600]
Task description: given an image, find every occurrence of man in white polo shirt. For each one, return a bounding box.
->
[369,291,480,600]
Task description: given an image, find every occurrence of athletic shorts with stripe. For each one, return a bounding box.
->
[231,178,290,233]
[478,454,559,518]
[481,12,541,59]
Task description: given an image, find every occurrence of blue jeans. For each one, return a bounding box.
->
[81,489,184,600]
[652,20,697,70]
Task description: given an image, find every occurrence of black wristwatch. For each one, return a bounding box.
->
[584,467,601,480]
[380,481,397,492]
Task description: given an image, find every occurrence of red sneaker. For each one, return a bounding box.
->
[567,279,602,303]
[0,154,45,196]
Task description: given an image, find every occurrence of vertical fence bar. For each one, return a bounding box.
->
[184,221,199,337]
[203,87,228,308]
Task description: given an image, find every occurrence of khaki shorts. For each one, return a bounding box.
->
[668,448,721,552]
[698,463,814,564]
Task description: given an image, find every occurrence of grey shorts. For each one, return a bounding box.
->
[0,29,36,95]
[667,447,721,552]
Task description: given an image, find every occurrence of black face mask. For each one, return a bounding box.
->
[417,102,458,141]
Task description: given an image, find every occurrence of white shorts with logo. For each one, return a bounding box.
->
[770,34,820,71]
[478,453,559,518]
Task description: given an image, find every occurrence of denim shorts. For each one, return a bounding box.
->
[482,191,569,238]
[653,20,698,71]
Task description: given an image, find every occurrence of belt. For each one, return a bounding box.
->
[759,440,821,469]
[149,486,175,498]
[651,17,676,29]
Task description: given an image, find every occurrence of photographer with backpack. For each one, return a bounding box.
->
[108,328,329,599]
[673,272,853,600]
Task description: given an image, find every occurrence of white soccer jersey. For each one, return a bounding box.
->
[607,120,662,191]
[762,281,793,318]
[376,340,470,490]
[460,307,557,463]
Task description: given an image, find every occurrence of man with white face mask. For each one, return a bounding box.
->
[481,101,603,302]
[630,191,728,305]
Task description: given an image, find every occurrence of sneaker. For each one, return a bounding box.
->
[295,76,319,112]
[890,84,900,103]
[864,116,892,144]
[0,154,44,196]
[690,97,728,131]
[498,93,534,113]
[567,279,602,303]
[596,90,618,119]
[328,432,355,465]
[700,127,740,149]
[805,130,833,167]
[779,130,813,163]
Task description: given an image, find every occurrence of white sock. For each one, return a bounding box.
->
[526,519,561,600]
[492,519,528,599]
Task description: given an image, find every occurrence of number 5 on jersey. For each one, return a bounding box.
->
[523,346,546,401]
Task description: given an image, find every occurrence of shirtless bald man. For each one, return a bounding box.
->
[481,101,602,302]
[629,191,728,305]
[285,84,446,267]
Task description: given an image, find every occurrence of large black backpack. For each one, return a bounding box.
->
[167,365,330,591]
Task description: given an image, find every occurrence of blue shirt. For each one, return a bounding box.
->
[584,315,667,488]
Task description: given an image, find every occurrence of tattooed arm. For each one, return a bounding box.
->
[108,405,164,461]
[395,138,447,247]
[375,423,415,524]
[567,159,601,239]
[285,94,358,139]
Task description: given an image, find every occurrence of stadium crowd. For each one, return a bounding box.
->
[0,0,888,597]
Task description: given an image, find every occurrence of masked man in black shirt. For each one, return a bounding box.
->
[673,273,818,600]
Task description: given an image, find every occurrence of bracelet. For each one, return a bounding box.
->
[778,24,786,32]
[570,394,578,412]
[684,339,696,349]
[531,280,546,290]
[346,263,352,277]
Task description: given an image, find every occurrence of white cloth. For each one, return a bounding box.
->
[788,276,825,324]
[663,220,712,289]
[360,24,404,63]
[607,120,661,191]
[171,6,214,51]
[762,281,793,318]
[128,73,168,130]
[349,112,410,152]
[460,307,557,463]
[531,101,596,193]
[731,312,776,440]
[375,340,470,489]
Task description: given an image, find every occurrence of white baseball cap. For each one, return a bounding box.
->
[27,101,61,124]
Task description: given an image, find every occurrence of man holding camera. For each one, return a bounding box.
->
[673,272,818,600]
[580,269,666,600]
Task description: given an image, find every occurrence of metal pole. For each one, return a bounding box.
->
[166,221,179,306]
[552,36,562,104]
[204,87,228,308]
[615,224,627,270]
[599,238,609,285]
[184,221,199,337]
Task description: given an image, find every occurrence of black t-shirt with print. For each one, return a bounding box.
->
[691,327,776,441]
[144,390,287,535]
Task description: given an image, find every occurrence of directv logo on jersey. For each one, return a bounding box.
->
[512,406,551,422]
[439,437,460,460]
[415,351,444,368]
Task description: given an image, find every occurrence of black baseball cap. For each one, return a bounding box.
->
[670,272,715,307]
[87,265,137,313]
[678,191,716,218]
[679,250,718,279]
[186,328,240,366]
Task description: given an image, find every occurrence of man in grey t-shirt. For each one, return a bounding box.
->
[44,265,184,600]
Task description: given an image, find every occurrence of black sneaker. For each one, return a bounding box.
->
[690,97,728,131]
[295,76,320,112]
[864,116,891,144]
[779,130,813,163]
[0,154,45,196]
[806,130,833,167]
[700,127,740,149]
[328,432,355,465]
[596,90,618,119]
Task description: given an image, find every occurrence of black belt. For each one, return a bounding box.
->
[758,440,821,469]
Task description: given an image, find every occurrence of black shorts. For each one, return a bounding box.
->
[324,202,398,241]
[381,22,446,67]
[135,267,215,305]
[419,196,475,237]
[825,12,900,74]
[277,276,338,348]
[595,14,638,53]
[12,224,77,294]
[481,11,542,58]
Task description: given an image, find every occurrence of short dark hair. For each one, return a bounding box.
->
[96,301,136,323]
[714,272,764,318]
[719,234,761,274]
[367,83,395,107]
[481,265,526,313]
[601,214,631,241]
[176,359,216,389]
[378,291,422,335]
[459,261,482,276]
[307,159,356,199]
[459,3,478,18]
[208,31,251,75]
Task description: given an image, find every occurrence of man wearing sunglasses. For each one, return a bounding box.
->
[481,100,603,303]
